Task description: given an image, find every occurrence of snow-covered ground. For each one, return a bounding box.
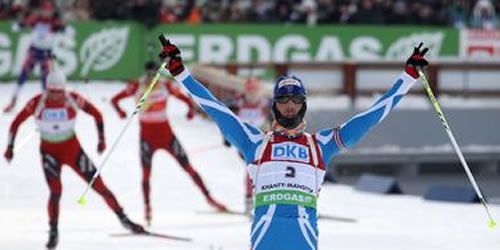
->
[1,82,500,250]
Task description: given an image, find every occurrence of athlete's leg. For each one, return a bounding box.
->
[3,49,36,112]
[70,148,145,233]
[167,135,227,211]
[169,135,209,196]
[73,149,123,212]
[251,205,318,250]
[17,48,37,92]
[140,139,155,225]
[40,152,62,249]
[40,54,53,89]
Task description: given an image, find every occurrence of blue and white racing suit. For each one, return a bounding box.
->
[167,68,417,250]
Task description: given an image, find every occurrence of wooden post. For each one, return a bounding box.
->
[428,64,439,96]
[343,63,356,98]
[226,64,238,75]
[274,64,288,77]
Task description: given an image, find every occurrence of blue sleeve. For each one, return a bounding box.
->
[171,69,264,163]
[315,72,417,165]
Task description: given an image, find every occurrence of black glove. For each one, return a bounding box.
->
[158,36,185,76]
[405,42,429,79]
[97,139,106,154]
[112,104,127,119]
[223,138,231,148]
[4,145,13,163]
[223,98,239,113]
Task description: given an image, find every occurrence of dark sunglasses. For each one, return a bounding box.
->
[275,95,305,104]
[47,89,65,94]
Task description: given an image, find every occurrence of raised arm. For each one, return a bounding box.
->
[316,43,429,165]
[3,95,40,162]
[158,38,263,163]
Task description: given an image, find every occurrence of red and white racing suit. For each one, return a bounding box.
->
[7,92,125,229]
[111,77,225,221]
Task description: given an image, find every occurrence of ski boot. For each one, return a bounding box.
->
[145,205,152,227]
[45,226,58,250]
[207,196,228,212]
[117,212,146,234]
[3,96,17,113]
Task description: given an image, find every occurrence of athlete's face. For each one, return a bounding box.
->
[47,89,65,102]
[244,91,260,104]
[146,69,156,79]
[39,8,54,18]
[275,95,305,118]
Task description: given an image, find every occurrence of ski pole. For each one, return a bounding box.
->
[6,128,39,167]
[418,68,496,229]
[13,128,38,154]
[78,61,167,206]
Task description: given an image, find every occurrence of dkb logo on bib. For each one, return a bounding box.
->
[271,142,309,162]
[42,109,68,121]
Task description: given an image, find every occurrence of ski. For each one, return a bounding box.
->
[196,209,250,217]
[110,230,192,242]
[197,210,357,223]
[318,214,357,223]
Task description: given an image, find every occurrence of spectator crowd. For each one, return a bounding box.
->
[0,0,499,29]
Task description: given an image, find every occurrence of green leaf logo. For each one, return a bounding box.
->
[80,27,129,76]
[386,32,444,59]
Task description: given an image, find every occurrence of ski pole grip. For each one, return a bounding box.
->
[159,35,169,46]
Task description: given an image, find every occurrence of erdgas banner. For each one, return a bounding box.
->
[0,22,459,80]
[150,24,458,64]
